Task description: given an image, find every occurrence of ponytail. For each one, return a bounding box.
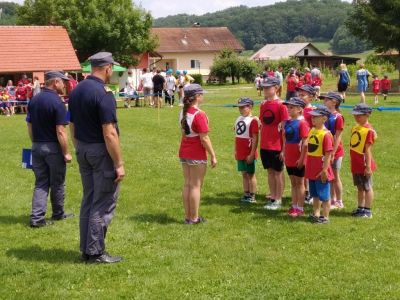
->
[181,94,197,135]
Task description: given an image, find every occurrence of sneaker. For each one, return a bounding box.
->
[314,216,329,224]
[304,195,313,205]
[296,209,305,217]
[351,207,364,216]
[240,194,250,202]
[363,210,373,218]
[245,196,256,203]
[87,252,122,264]
[263,200,281,210]
[288,207,296,215]
[289,208,302,217]
[335,200,344,209]
[308,214,319,223]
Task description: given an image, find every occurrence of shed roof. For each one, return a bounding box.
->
[151,27,244,53]
[250,43,325,60]
[0,26,81,73]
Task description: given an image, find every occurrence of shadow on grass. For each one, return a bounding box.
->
[130,213,180,225]
[6,246,80,264]
[0,215,29,225]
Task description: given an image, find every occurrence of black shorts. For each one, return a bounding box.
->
[382,89,389,95]
[286,166,305,177]
[337,82,348,92]
[260,149,284,171]
[153,89,163,97]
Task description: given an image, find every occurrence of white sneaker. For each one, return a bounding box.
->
[263,200,281,210]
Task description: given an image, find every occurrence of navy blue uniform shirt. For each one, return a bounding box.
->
[27,88,68,142]
[68,76,118,143]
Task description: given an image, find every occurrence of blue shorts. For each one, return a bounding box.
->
[309,179,330,202]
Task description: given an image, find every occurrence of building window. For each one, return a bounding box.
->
[190,59,200,69]
[304,49,309,56]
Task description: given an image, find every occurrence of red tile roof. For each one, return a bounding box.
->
[151,27,244,53]
[0,26,81,73]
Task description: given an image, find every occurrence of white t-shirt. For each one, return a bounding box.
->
[166,75,176,91]
[141,72,153,88]
[126,76,135,96]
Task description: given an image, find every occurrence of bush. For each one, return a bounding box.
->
[259,57,301,75]
[191,74,203,85]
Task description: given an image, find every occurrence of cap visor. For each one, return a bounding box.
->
[309,111,324,116]
[351,111,367,115]
[112,61,120,66]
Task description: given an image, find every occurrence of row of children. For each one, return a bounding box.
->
[235,77,376,224]
[371,75,392,104]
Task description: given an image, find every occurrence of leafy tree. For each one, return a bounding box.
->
[330,25,368,54]
[292,35,309,43]
[17,0,156,65]
[210,49,257,84]
[0,2,18,25]
[346,0,400,83]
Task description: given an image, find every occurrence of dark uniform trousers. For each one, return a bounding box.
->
[31,142,66,223]
[76,142,119,256]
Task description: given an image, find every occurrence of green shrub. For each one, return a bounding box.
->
[191,74,203,85]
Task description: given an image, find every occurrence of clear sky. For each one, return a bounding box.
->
[8,0,351,18]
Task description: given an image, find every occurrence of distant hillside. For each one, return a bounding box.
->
[154,0,352,51]
[0,2,18,25]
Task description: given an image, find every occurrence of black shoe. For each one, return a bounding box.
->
[80,253,90,262]
[30,220,54,228]
[51,212,74,221]
[87,252,123,264]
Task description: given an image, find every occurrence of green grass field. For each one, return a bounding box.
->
[1,79,400,299]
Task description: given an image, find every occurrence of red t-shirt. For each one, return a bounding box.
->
[312,77,322,87]
[267,71,275,77]
[304,72,312,85]
[284,118,309,167]
[380,79,391,91]
[259,99,289,151]
[16,86,27,100]
[304,106,313,128]
[287,76,297,92]
[350,123,377,174]
[297,79,304,88]
[305,128,334,181]
[179,107,209,160]
[372,79,380,93]
[235,117,259,160]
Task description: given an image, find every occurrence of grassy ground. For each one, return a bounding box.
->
[0,78,400,299]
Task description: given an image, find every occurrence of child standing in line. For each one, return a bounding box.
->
[371,75,380,104]
[179,84,217,224]
[305,105,334,224]
[282,97,309,217]
[320,92,345,209]
[296,84,316,204]
[234,97,260,203]
[259,77,289,210]
[380,75,391,101]
[350,104,377,218]
[285,71,299,101]
[312,75,322,98]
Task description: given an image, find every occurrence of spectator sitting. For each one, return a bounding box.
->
[0,88,11,116]
[15,82,28,113]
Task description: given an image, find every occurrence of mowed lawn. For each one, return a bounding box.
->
[1,80,400,299]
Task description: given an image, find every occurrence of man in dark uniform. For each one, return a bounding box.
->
[27,71,74,228]
[69,52,125,264]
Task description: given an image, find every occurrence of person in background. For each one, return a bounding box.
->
[304,67,312,85]
[356,64,371,104]
[5,80,16,115]
[66,74,78,96]
[124,70,136,108]
[33,76,41,96]
[152,69,166,108]
[140,68,154,107]
[337,63,350,103]
[15,82,27,113]
[275,66,284,98]
[255,74,262,96]
[165,69,177,107]
[371,75,381,104]
[286,70,298,101]
[380,75,391,101]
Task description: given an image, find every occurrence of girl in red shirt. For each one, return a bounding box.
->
[371,75,380,104]
[320,92,345,210]
[179,84,217,224]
